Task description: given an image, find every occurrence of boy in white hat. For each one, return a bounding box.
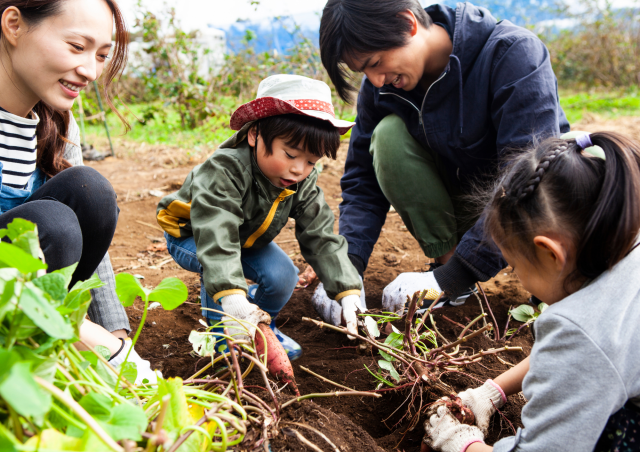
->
[156,75,364,359]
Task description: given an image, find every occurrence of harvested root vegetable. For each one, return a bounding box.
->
[255,323,299,396]
[443,395,476,425]
[421,396,476,452]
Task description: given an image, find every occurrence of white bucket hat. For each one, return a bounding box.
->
[230,74,355,135]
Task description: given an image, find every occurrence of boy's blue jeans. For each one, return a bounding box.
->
[165,233,299,323]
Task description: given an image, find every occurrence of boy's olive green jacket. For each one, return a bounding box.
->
[156,128,361,302]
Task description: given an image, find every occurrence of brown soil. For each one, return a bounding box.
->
[86,115,639,451]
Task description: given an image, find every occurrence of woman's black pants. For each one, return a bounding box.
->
[0,166,118,287]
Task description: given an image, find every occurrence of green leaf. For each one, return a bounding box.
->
[94,359,117,388]
[0,242,47,274]
[0,361,51,418]
[378,359,400,382]
[24,429,82,451]
[106,403,147,441]
[68,272,105,296]
[10,229,41,259]
[33,273,68,301]
[95,345,111,361]
[33,358,57,383]
[385,331,404,348]
[79,351,99,368]
[538,302,549,314]
[115,273,149,306]
[510,305,536,323]
[0,279,17,325]
[364,316,380,338]
[52,262,78,290]
[120,361,138,385]
[0,423,19,452]
[0,218,35,240]
[148,277,188,310]
[0,349,21,382]
[64,273,104,335]
[79,393,112,421]
[19,284,74,339]
[189,331,216,357]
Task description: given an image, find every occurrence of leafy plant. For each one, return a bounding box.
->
[541,0,640,88]
[510,302,548,325]
[304,290,522,431]
[0,219,256,451]
[0,219,376,451]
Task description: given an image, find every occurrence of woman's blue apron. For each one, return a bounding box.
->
[0,161,47,215]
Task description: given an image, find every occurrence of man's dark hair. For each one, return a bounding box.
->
[253,114,340,160]
[320,0,432,102]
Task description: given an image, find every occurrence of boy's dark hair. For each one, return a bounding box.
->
[484,132,640,288]
[253,114,340,160]
[320,0,432,102]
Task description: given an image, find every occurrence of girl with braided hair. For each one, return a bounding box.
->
[422,131,640,452]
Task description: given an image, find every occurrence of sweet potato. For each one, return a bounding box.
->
[255,323,299,396]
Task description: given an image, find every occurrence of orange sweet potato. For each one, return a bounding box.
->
[255,323,299,396]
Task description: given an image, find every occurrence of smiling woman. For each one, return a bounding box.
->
[0,0,157,382]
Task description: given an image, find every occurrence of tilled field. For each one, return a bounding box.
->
[89,114,639,450]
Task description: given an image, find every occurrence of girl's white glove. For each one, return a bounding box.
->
[424,404,484,452]
[382,271,442,313]
[458,380,506,434]
[220,294,271,342]
[109,341,162,385]
[311,277,366,339]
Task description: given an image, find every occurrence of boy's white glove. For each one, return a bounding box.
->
[110,341,162,385]
[424,404,484,452]
[458,380,506,434]
[220,294,271,343]
[311,276,366,339]
[382,271,442,313]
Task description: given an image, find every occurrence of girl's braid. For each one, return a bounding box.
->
[508,145,568,201]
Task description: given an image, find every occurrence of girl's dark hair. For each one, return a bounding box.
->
[484,132,640,286]
[253,114,340,160]
[0,0,129,178]
[320,0,431,102]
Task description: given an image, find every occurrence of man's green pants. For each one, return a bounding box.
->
[370,114,476,259]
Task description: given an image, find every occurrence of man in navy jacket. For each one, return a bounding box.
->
[311,0,569,316]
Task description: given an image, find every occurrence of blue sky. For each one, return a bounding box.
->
[119,0,331,32]
[119,0,637,33]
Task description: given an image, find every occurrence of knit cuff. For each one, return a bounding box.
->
[461,439,484,452]
[433,253,478,298]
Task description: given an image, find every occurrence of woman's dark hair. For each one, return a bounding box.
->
[0,0,129,178]
[484,132,640,286]
[253,114,340,160]
[320,0,432,102]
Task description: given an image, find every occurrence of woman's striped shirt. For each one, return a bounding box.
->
[0,107,39,189]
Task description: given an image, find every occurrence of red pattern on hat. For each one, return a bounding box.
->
[230,97,336,131]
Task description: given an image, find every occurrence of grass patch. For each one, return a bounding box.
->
[78,99,357,151]
[559,87,640,124]
[78,90,638,149]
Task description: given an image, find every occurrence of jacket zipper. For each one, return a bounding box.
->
[419,71,448,149]
[242,189,295,248]
[379,71,447,148]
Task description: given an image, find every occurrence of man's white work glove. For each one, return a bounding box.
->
[220,294,271,343]
[382,272,442,314]
[458,380,506,434]
[311,276,366,339]
[110,341,162,385]
[424,404,484,452]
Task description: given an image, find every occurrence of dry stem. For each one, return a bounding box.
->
[300,366,354,391]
